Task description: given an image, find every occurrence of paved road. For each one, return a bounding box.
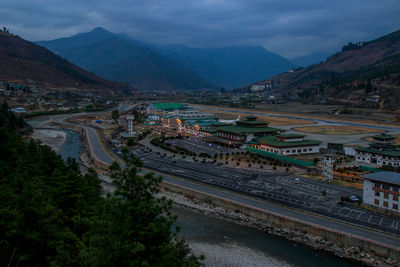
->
[77,121,400,249]
[39,106,400,250]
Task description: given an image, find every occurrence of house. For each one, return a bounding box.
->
[207,116,282,147]
[247,134,321,155]
[355,133,400,168]
[361,171,400,213]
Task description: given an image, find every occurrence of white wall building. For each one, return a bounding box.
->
[355,134,400,168]
[126,115,135,134]
[248,134,321,155]
[362,172,400,213]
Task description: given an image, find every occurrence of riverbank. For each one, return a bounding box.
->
[31,129,67,152]
[160,189,397,266]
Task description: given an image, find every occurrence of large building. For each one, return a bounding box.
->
[355,133,400,168]
[362,171,400,213]
[147,102,188,116]
[247,134,321,155]
[207,116,282,147]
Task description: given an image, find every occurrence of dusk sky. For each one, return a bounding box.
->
[1,0,399,58]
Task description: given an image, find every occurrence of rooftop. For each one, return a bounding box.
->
[355,147,400,157]
[254,136,321,147]
[373,133,395,140]
[276,134,305,139]
[217,125,282,134]
[152,102,185,110]
[361,171,400,186]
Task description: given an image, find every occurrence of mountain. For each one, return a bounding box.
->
[37,28,215,91]
[0,31,129,93]
[37,27,294,90]
[251,30,400,110]
[158,45,294,89]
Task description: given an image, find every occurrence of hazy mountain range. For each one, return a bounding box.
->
[37,27,295,90]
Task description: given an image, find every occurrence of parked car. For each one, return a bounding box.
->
[345,195,361,203]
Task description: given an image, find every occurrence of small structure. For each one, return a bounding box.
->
[361,171,400,213]
[355,133,400,168]
[126,115,135,134]
[322,154,337,181]
[247,134,321,155]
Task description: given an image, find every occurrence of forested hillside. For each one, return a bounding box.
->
[0,103,200,266]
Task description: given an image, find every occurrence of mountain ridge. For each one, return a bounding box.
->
[249,29,400,110]
[37,27,294,90]
[0,31,130,93]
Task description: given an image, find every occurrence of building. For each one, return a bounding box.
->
[162,116,218,136]
[206,116,283,147]
[126,115,135,134]
[247,134,321,155]
[362,171,400,213]
[147,102,188,116]
[355,133,400,168]
[11,107,27,113]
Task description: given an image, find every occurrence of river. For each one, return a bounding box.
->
[30,120,358,266]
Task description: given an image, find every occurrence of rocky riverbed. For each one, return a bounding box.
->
[160,190,398,267]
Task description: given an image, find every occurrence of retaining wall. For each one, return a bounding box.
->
[161,181,400,261]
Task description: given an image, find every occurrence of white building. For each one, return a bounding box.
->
[126,115,135,134]
[362,172,400,213]
[355,134,400,168]
[248,134,321,155]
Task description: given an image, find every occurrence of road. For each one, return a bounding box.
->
[31,104,400,250]
[70,118,400,249]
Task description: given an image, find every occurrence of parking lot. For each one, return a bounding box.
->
[328,202,400,231]
[166,137,235,155]
[131,147,400,236]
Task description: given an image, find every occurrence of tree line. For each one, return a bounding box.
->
[0,102,201,266]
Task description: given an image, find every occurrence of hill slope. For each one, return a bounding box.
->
[37,28,215,91]
[0,31,129,92]
[253,30,400,110]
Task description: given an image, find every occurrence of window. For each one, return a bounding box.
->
[375,191,380,197]
[393,204,399,210]
[309,148,312,151]
[383,201,388,207]
[374,199,379,205]
[384,193,389,199]
[393,195,398,201]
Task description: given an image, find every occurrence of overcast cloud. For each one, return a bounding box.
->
[0,0,399,58]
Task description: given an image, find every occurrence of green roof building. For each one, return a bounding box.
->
[247,134,321,155]
[355,133,400,168]
[206,116,284,147]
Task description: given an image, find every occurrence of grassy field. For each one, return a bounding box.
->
[194,106,314,126]
[293,125,385,135]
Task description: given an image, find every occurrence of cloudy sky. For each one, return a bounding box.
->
[1,0,399,58]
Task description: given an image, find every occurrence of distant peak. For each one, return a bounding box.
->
[91,27,110,34]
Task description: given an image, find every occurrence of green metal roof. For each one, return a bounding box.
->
[246,146,314,167]
[373,133,395,139]
[152,102,185,110]
[277,134,305,138]
[217,125,282,134]
[254,136,321,147]
[355,147,400,157]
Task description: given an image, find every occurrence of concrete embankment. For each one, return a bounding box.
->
[161,181,400,265]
